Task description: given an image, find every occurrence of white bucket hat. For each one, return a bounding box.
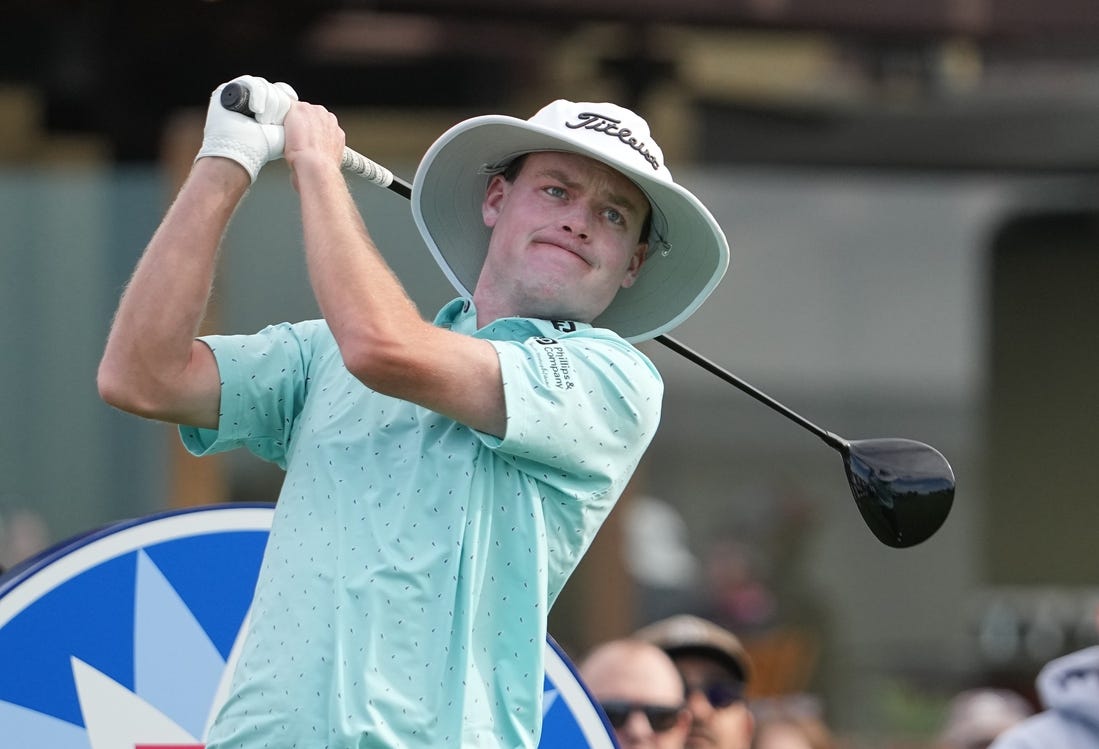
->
[411,99,730,343]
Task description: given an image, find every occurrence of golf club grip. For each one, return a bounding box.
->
[218,82,412,199]
[338,149,412,198]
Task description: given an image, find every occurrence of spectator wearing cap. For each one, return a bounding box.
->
[580,638,690,749]
[636,614,755,749]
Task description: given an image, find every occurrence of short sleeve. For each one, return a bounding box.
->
[486,332,663,494]
[179,320,327,468]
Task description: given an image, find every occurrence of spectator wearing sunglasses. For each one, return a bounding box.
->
[636,614,755,749]
[579,638,691,749]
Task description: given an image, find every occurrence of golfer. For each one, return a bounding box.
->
[97,75,728,748]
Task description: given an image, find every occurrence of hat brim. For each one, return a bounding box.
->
[411,115,730,343]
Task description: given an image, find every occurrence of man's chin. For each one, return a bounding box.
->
[518,297,595,326]
[685,732,717,748]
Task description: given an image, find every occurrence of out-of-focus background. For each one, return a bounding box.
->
[2,1,1098,745]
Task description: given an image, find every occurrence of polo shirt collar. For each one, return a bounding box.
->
[433,298,592,339]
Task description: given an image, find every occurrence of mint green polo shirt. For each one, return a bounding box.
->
[183,299,663,749]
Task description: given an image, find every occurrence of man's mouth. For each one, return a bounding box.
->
[533,238,589,265]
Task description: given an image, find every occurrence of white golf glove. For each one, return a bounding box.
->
[195,75,298,183]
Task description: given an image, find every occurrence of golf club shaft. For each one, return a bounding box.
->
[218,82,412,199]
[654,335,846,451]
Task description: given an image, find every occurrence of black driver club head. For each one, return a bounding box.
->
[653,335,958,548]
[842,438,955,548]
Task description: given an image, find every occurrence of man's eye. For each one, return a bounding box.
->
[544,185,567,198]
[604,208,626,226]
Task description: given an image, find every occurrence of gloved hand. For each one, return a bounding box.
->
[194,75,298,183]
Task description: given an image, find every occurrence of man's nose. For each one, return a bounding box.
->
[686,689,715,719]
[560,203,592,239]
[622,709,655,738]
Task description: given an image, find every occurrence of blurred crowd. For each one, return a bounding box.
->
[569,488,1099,749]
[576,608,1099,749]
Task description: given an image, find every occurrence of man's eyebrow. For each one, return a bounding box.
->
[536,167,644,217]
[536,167,580,188]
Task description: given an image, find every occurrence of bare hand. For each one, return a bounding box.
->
[283,102,346,190]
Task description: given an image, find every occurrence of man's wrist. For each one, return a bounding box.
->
[287,150,343,179]
[191,155,253,193]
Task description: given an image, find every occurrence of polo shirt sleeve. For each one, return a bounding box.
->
[179,321,321,469]
[484,333,663,494]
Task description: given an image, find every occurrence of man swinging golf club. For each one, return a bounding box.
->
[97,74,729,748]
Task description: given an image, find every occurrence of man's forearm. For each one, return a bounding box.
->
[98,158,248,416]
[294,156,425,367]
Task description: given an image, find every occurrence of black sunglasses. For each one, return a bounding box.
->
[686,680,745,709]
[600,701,684,732]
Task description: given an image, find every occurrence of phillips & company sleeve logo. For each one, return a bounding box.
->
[530,337,576,391]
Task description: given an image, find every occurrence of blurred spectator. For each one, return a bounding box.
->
[702,538,777,638]
[989,645,1099,749]
[0,504,50,571]
[935,688,1032,749]
[636,614,755,749]
[623,493,702,623]
[579,638,690,749]
[751,699,836,749]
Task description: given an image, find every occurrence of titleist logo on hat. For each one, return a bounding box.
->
[565,112,661,171]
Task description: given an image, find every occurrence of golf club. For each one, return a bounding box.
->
[219,82,411,199]
[654,336,954,548]
[220,83,956,547]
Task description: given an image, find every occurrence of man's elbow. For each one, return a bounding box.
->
[97,357,132,411]
[97,357,154,417]
[339,334,410,395]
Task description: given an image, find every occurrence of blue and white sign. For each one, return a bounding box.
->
[0,504,616,748]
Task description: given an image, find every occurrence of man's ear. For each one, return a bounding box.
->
[482,174,508,228]
[620,242,648,289]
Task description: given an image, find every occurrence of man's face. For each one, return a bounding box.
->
[580,642,690,749]
[475,151,649,324]
[674,655,754,749]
